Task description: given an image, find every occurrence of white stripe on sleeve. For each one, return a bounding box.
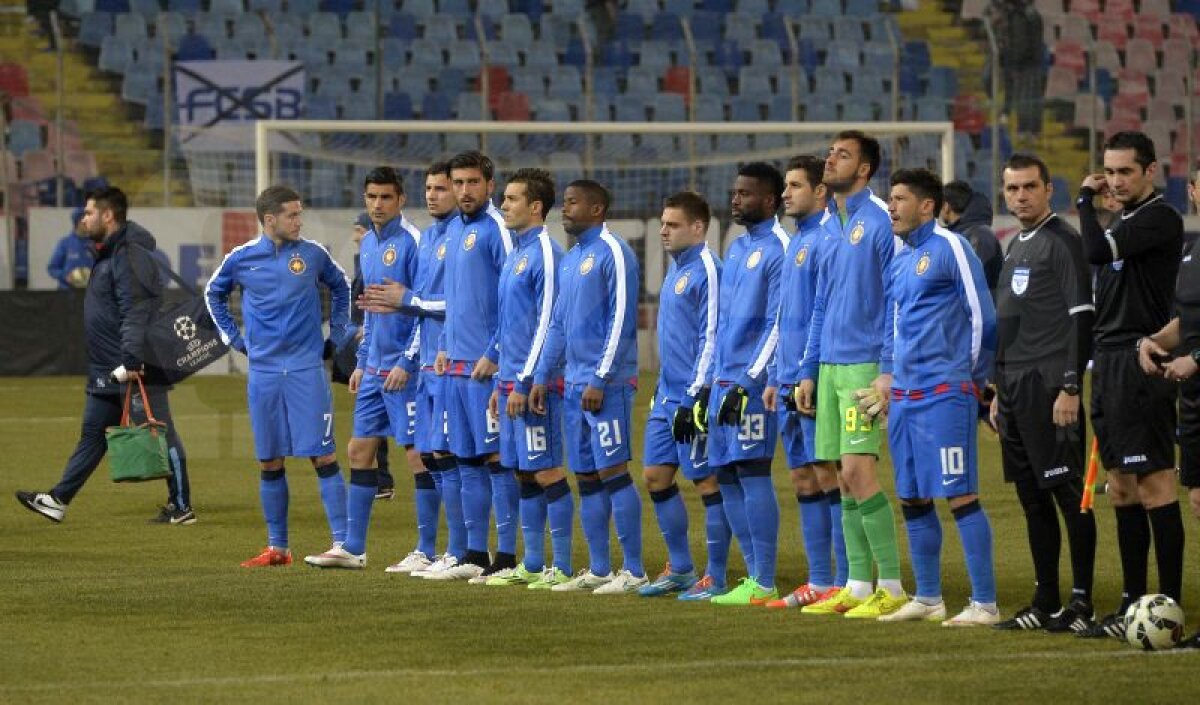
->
[519,233,556,383]
[687,247,719,396]
[935,226,983,366]
[597,227,627,380]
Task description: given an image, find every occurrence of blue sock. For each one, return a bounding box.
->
[798,491,833,588]
[605,473,644,577]
[828,489,848,586]
[439,459,466,559]
[342,469,377,555]
[545,479,574,574]
[459,460,492,553]
[702,491,730,587]
[489,462,519,556]
[651,484,694,575]
[717,467,755,576]
[578,476,612,576]
[902,502,943,601]
[739,469,779,589]
[260,469,288,549]
[954,500,997,604]
[518,480,547,572]
[414,471,439,557]
[315,462,346,545]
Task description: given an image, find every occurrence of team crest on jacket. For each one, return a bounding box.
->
[915,253,931,276]
[382,245,397,266]
[436,242,447,260]
[580,254,595,275]
[746,249,763,269]
[849,222,865,245]
[463,231,477,251]
[674,272,689,294]
[795,247,808,267]
[288,253,306,275]
[515,255,529,275]
[1011,266,1030,295]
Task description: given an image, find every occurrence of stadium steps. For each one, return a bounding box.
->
[12,15,191,205]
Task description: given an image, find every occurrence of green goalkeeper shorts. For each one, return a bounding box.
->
[815,362,882,460]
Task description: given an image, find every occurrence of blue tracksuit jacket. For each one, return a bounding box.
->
[775,210,831,386]
[398,210,456,369]
[486,225,565,392]
[357,214,421,373]
[439,203,513,362]
[655,242,721,406]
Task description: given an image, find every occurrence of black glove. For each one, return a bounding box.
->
[782,386,799,413]
[671,406,696,443]
[322,338,335,360]
[717,385,748,427]
[692,387,711,433]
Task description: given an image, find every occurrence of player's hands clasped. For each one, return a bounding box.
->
[1138,337,1172,376]
[358,278,407,313]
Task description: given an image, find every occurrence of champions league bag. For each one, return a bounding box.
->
[140,247,229,385]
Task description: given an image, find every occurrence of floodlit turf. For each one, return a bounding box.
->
[1,374,1198,704]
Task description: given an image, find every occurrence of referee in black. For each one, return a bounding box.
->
[989,154,1098,633]
[1076,131,1185,639]
[1137,167,1200,647]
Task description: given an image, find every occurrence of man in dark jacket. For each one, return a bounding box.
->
[942,180,1003,291]
[16,187,195,524]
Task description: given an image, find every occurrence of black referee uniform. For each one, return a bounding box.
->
[1175,235,1200,489]
[1078,185,1184,618]
[993,212,1098,630]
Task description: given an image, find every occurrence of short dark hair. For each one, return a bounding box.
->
[87,186,128,224]
[737,161,785,210]
[425,160,451,179]
[663,190,711,229]
[1004,153,1051,186]
[891,168,944,214]
[785,155,824,190]
[943,180,973,215]
[448,150,494,181]
[363,166,404,194]
[1104,131,1157,170]
[507,167,556,216]
[566,179,612,212]
[835,130,882,179]
[255,184,302,225]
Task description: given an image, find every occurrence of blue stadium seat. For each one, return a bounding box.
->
[712,40,743,77]
[903,40,931,75]
[748,38,781,66]
[624,0,658,21]
[755,133,787,150]
[796,37,818,73]
[638,41,675,72]
[614,11,646,40]
[408,38,444,68]
[129,0,159,14]
[689,10,721,43]
[717,133,750,153]
[383,91,414,119]
[653,93,687,121]
[524,44,558,70]
[813,71,845,97]
[98,35,134,73]
[806,101,838,121]
[723,13,757,45]
[767,94,794,121]
[438,0,470,14]
[345,11,378,42]
[535,98,570,121]
[166,0,198,12]
[693,93,724,120]
[832,17,865,42]
[799,17,832,41]
[866,13,896,41]
[271,16,306,45]
[333,47,370,70]
[825,39,859,69]
[209,0,243,11]
[320,0,354,15]
[736,66,770,97]
[736,0,768,12]
[841,100,875,121]
[697,68,729,95]
[592,66,620,96]
[387,13,417,40]
[701,0,732,10]
[463,14,498,40]
[122,72,158,105]
[852,66,888,97]
[651,12,685,41]
[598,133,635,160]
[625,65,658,96]
[500,13,533,44]
[447,42,480,70]
[193,13,229,41]
[861,41,894,70]
[590,94,615,120]
[512,68,546,98]
[420,16,458,43]
[444,132,480,154]
[175,32,214,60]
[454,92,485,119]
[156,11,188,44]
[249,0,282,10]
[232,13,266,42]
[729,98,760,121]
[601,41,634,71]
[307,13,343,45]
[926,67,958,100]
[846,0,879,15]
[95,0,129,9]
[58,0,96,17]
[562,36,586,66]
[614,95,648,121]
[422,92,453,119]
[914,100,949,121]
[402,0,435,17]
[548,65,583,99]
[808,0,841,15]
[305,96,337,119]
[113,12,147,42]
[436,67,466,94]
[8,120,42,157]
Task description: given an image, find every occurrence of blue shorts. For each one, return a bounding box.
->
[707,382,778,467]
[498,384,564,472]
[414,369,449,454]
[247,366,334,460]
[642,396,713,481]
[889,387,978,500]
[446,368,499,459]
[563,382,634,473]
[351,372,417,445]
[779,384,818,469]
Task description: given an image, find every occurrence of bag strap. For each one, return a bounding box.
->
[130,242,200,296]
[122,377,160,426]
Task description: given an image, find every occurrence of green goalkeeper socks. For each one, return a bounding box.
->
[860,491,902,581]
[841,496,873,584]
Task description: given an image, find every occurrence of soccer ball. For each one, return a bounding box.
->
[173,315,197,341]
[1123,594,1185,651]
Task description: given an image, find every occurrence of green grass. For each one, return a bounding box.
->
[1,374,1198,704]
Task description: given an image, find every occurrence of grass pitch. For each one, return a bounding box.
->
[1,374,1198,704]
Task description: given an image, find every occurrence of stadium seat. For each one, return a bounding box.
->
[547,66,583,99]
[1133,14,1167,45]
[500,13,533,44]
[722,14,757,45]
[736,67,770,97]
[382,91,414,119]
[730,98,760,121]
[97,36,134,73]
[689,11,722,44]
[597,133,635,160]
[809,0,841,15]
[193,13,229,40]
[495,91,531,120]
[825,39,860,70]
[387,13,418,40]
[0,64,29,97]
[653,94,687,121]
[8,120,42,157]
[534,98,570,121]
[748,39,782,66]
[58,0,96,17]
[614,94,648,122]
[113,12,147,43]
[813,70,845,98]
[121,72,159,105]
[767,94,794,121]
[688,93,719,121]
[454,92,485,119]
[799,18,833,42]
[402,0,435,16]
[345,12,379,42]
[1096,20,1129,50]
[422,92,453,119]
[524,44,558,70]
[20,149,56,182]
[712,40,743,77]
[439,0,470,14]
[511,68,546,98]
[832,16,865,43]
[420,16,458,43]
[602,40,634,71]
[842,100,875,121]
[651,12,685,42]
[1124,38,1157,76]
[1168,12,1198,40]
[663,65,691,99]
[94,0,129,10]
[488,42,520,67]
[697,68,729,95]
[1043,66,1079,99]
[249,0,283,10]
[320,0,354,15]
[1051,40,1087,76]
[701,0,733,11]
[626,65,659,96]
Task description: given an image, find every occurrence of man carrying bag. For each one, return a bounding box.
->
[16,187,196,525]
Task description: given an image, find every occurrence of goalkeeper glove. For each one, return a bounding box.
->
[782,385,799,413]
[671,406,696,443]
[717,385,749,426]
[853,387,886,419]
[692,387,711,433]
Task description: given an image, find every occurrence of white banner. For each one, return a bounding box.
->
[174,60,304,152]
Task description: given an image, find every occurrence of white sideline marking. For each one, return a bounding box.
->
[1,650,1191,693]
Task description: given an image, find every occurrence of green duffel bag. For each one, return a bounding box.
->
[106,379,170,483]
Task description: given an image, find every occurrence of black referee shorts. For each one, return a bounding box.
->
[1091,347,1177,474]
[997,366,1086,489]
[1179,378,1200,487]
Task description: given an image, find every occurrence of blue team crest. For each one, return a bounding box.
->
[580,254,596,275]
[514,255,529,275]
[674,272,689,294]
[382,245,397,266]
[915,252,931,275]
[1111,259,1124,271]
[287,253,306,275]
[849,222,865,245]
[436,242,447,260]
[746,249,763,269]
[795,246,808,267]
[1011,266,1030,295]
[463,231,477,251]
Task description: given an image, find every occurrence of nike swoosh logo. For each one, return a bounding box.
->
[849,438,868,445]
[484,436,498,443]
[249,266,262,270]
[528,453,544,461]
[693,460,708,468]
[943,478,958,486]
[605,447,621,457]
[741,443,757,451]
[322,439,333,446]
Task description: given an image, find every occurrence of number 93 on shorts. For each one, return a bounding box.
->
[707,383,778,467]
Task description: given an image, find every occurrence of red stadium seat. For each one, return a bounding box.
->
[1111,92,1145,120]
[1096,20,1129,50]
[1116,69,1149,101]
[1132,14,1166,46]
[1105,0,1135,22]
[495,90,530,120]
[1168,12,1198,40]
[1103,114,1140,138]
[0,63,29,97]
[1163,37,1193,69]
[1068,0,1100,21]
[1051,40,1087,76]
[663,65,691,102]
